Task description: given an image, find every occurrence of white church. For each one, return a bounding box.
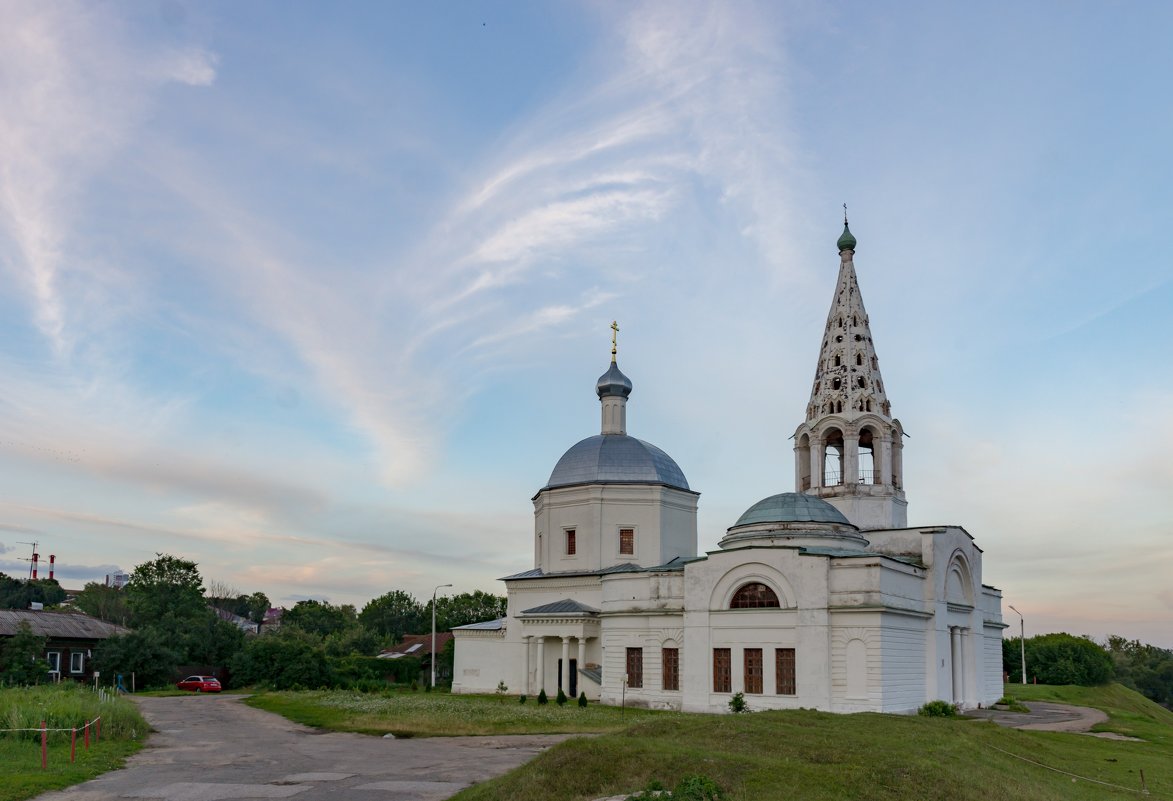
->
[452,221,1006,713]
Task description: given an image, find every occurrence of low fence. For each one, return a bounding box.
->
[0,715,102,769]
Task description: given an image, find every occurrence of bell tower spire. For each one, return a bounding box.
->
[792,216,907,529]
[597,320,632,435]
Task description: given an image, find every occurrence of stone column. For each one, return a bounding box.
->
[536,637,546,694]
[561,637,571,695]
[949,627,962,704]
[959,628,970,706]
[577,637,586,689]
[523,636,532,695]
[892,437,904,488]
[844,430,860,485]
[810,439,824,489]
[878,436,892,486]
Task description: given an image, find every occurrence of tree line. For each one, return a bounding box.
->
[1003,632,1173,709]
[1,553,506,691]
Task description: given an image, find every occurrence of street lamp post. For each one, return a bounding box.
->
[1008,605,1026,685]
[431,583,453,688]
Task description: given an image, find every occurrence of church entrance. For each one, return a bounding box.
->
[558,658,578,697]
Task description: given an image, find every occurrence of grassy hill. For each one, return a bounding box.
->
[449,684,1172,801]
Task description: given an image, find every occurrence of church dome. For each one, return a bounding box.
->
[721,492,868,550]
[734,493,851,527]
[545,434,690,491]
[596,361,633,398]
[837,222,857,252]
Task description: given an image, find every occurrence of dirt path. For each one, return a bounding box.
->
[966,701,1109,732]
[34,694,573,801]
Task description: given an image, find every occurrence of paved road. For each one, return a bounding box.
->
[35,695,572,801]
[966,701,1109,732]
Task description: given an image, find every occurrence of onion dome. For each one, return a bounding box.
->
[720,492,868,550]
[837,222,857,252]
[596,361,633,399]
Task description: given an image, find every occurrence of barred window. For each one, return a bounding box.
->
[626,647,643,689]
[776,648,796,695]
[565,529,576,555]
[713,648,731,693]
[744,648,763,694]
[662,647,679,691]
[619,528,635,555]
[730,583,780,609]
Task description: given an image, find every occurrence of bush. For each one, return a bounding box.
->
[537,688,548,705]
[578,691,587,707]
[229,629,331,690]
[727,692,747,713]
[518,694,527,704]
[1005,633,1114,686]
[918,700,959,717]
[556,688,568,706]
[675,775,724,801]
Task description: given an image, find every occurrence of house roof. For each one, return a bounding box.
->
[0,609,129,640]
[378,632,453,659]
[453,617,506,631]
[520,599,600,615]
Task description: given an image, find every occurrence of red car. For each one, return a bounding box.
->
[176,675,222,693]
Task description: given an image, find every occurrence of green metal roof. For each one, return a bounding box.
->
[733,492,851,527]
[837,222,857,252]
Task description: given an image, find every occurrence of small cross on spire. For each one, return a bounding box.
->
[610,320,619,362]
[843,203,849,225]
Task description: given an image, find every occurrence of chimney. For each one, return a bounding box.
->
[31,552,38,580]
[49,554,55,581]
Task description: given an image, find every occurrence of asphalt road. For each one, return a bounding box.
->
[34,694,572,801]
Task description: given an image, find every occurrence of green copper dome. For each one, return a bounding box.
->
[734,492,852,527]
[837,222,857,252]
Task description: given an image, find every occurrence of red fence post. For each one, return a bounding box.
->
[71,727,77,763]
[41,720,47,769]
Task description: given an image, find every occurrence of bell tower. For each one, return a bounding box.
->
[792,214,907,529]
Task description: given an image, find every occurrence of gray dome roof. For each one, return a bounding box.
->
[546,434,689,490]
[596,361,633,398]
[734,493,850,527]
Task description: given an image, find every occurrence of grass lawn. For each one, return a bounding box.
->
[246,689,671,737]
[0,684,146,801]
[448,684,1172,801]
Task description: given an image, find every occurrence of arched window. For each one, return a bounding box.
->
[730,583,780,609]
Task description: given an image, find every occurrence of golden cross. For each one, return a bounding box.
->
[610,320,619,362]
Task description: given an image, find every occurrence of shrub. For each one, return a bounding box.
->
[518,694,527,704]
[537,689,548,705]
[1004,633,1114,686]
[918,700,959,717]
[229,629,331,690]
[675,775,725,801]
[727,692,747,713]
[556,688,568,706]
[578,691,587,707]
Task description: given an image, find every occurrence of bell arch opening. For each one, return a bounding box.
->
[823,427,844,486]
[858,426,876,485]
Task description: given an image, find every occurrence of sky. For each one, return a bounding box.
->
[1,1,1170,647]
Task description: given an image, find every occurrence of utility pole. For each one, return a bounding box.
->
[431,583,452,688]
[1008,605,1026,684]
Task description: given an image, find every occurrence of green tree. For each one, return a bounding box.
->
[72,582,130,625]
[0,574,67,609]
[94,627,182,689]
[359,590,424,642]
[1104,635,1173,709]
[230,628,331,689]
[282,600,358,638]
[246,592,271,624]
[0,621,47,685]
[125,554,206,628]
[1004,633,1114,685]
[429,590,507,631]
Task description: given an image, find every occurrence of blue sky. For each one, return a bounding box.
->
[1,1,1170,646]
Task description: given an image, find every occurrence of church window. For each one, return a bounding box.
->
[565,529,576,556]
[838,317,843,328]
[865,399,872,412]
[744,648,763,694]
[857,376,866,388]
[833,355,841,367]
[832,378,841,390]
[856,353,863,366]
[776,648,796,695]
[662,647,680,691]
[713,648,731,693]
[871,356,878,369]
[619,528,635,556]
[626,648,643,688]
[836,335,843,343]
[730,582,780,609]
[853,315,858,326]
[854,334,862,342]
